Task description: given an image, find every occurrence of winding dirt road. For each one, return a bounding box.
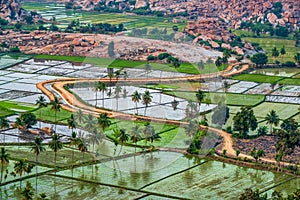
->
[36,63,268,162]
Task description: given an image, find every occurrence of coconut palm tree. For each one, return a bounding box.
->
[117,128,129,156]
[30,137,45,196]
[108,72,114,86]
[130,125,141,153]
[265,110,279,134]
[93,82,100,107]
[77,138,88,160]
[84,114,95,132]
[0,147,9,184]
[142,90,152,116]
[0,116,9,144]
[98,82,107,107]
[35,96,47,128]
[67,114,76,135]
[114,85,122,111]
[88,127,104,153]
[50,97,62,132]
[143,123,156,145]
[48,134,63,171]
[131,90,141,115]
[14,159,28,187]
[68,132,78,165]
[14,117,25,147]
[76,109,84,128]
[97,113,111,131]
[195,89,205,112]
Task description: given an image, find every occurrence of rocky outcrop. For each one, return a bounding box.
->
[0,31,222,62]
[0,0,41,22]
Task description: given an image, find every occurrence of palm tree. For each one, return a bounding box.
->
[114,85,122,111]
[108,72,114,86]
[98,82,107,107]
[68,132,77,165]
[30,137,45,195]
[131,90,141,115]
[14,117,25,147]
[142,90,152,116]
[35,96,47,128]
[48,134,63,171]
[67,114,76,135]
[76,110,84,128]
[143,123,155,145]
[50,97,62,132]
[195,89,205,112]
[97,113,111,131]
[14,159,28,187]
[84,114,95,132]
[117,128,129,156]
[0,147,9,184]
[130,126,141,153]
[0,116,9,144]
[94,82,100,107]
[265,110,279,134]
[88,127,104,153]
[77,138,88,160]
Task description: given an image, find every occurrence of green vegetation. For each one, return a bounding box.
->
[169,91,265,106]
[278,77,300,86]
[243,37,300,63]
[34,54,227,74]
[232,74,284,83]
[0,101,37,113]
[32,105,72,123]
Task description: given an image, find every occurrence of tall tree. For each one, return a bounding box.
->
[294,52,300,64]
[0,117,9,144]
[97,113,111,131]
[271,47,279,60]
[77,137,88,160]
[14,159,28,187]
[116,128,129,155]
[195,89,205,112]
[98,82,107,107]
[76,110,84,128]
[35,96,47,128]
[251,53,268,67]
[130,125,141,153]
[114,85,122,111]
[265,110,279,134]
[280,46,286,60]
[131,90,141,115]
[68,131,78,165]
[67,114,76,135]
[88,127,104,153]
[50,97,62,132]
[30,137,45,195]
[48,134,63,171]
[0,147,9,184]
[142,90,152,116]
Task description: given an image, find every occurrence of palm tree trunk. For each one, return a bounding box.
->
[118,145,123,156]
[116,98,118,111]
[55,111,57,133]
[0,163,3,184]
[36,155,38,198]
[39,109,42,129]
[144,106,147,116]
[54,151,57,171]
[72,149,74,165]
[102,92,105,107]
[135,102,138,115]
[95,90,98,107]
[270,124,273,134]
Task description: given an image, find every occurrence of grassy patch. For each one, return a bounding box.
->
[232,74,285,84]
[252,102,299,119]
[169,91,265,106]
[242,37,300,63]
[0,105,15,117]
[32,105,73,123]
[0,101,37,113]
[277,78,300,86]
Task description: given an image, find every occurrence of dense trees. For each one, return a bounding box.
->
[233,107,257,138]
[251,53,268,66]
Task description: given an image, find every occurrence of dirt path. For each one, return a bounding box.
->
[36,63,280,164]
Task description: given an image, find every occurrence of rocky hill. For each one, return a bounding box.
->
[0,0,41,22]
[63,0,299,29]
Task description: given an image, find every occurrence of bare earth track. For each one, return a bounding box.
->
[36,63,284,164]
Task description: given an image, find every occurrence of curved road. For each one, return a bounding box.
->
[36,63,278,163]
